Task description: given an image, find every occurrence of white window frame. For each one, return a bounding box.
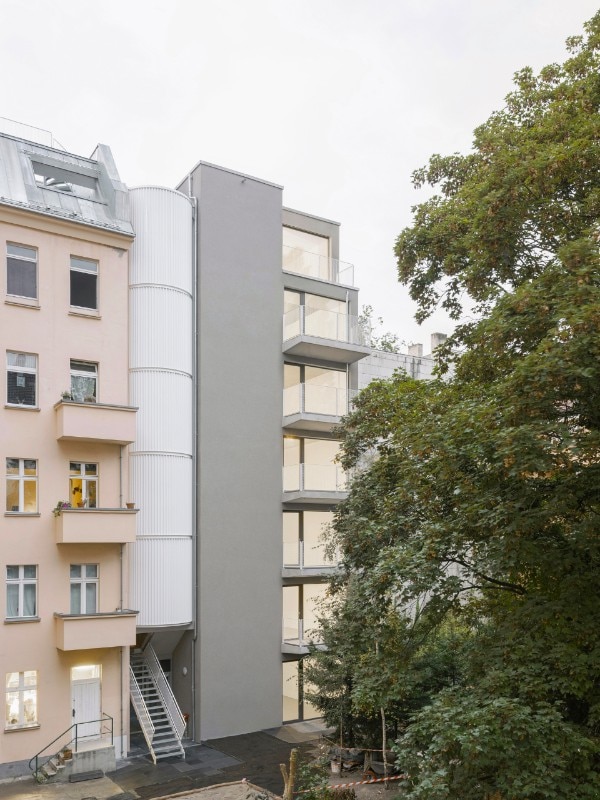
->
[70,564,98,614]
[70,360,98,403]
[6,243,37,300]
[6,565,37,619]
[70,256,98,310]
[69,462,98,508]
[6,458,38,513]
[6,351,37,407]
[5,671,38,729]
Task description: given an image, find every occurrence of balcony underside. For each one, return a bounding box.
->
[282,489,348,505]
[281,640,327,656]
[283,335,370,364]
[282,412,342,432]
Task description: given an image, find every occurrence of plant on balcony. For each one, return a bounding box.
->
[84,395,96,403]
[60,390,72,401]
[53,501,71,517]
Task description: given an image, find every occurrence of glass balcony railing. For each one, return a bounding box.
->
[282,618,323,646]
[283,463,346,493]
[283,306,370,346]
[283,539,339,569]
[283,245,355,286]
[283,383,348,418]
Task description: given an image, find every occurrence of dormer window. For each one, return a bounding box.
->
[31,160,98,201]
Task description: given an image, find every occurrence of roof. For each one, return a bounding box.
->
[0,132,133,237]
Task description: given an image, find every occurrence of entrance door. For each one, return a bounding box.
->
[71,665,101,741]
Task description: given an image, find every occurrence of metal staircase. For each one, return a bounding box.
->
[130,645,186,763]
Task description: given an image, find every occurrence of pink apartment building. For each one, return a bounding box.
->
[0,131,137,772]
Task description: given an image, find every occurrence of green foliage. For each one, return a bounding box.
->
[295,756,357,800]
[310,13,600,800]
[358,304,404,353]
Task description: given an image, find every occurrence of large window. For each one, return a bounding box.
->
[6,351,37,406]
[69,463,98,509]
[70,564,98,614]
[283,436,343,492]
[5,671,37,728]
[6,458,37,513]
[6,566,37,619]
[283,290,348,342]
[6,244,37,299]
[70,360,97,402]
[70,256,98,310]
[283,511,335,568]
[283,227,330,280]
[284,364,347,417]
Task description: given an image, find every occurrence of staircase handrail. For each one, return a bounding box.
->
[28,713,113,778]
[142,643,186,739]
[130,666,155,749]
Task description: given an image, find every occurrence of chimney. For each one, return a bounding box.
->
[430,332,447,352]
[408,343,423,357]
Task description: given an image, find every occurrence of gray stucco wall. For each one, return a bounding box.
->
[358,349,436,388]
[185,163,284,739]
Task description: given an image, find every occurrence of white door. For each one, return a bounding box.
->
[71,665,101,741]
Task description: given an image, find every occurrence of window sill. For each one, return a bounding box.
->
[4,723,40,733]
[4,512,40,517]
[69,309,101,320]
[4,616,40,624]
[5,297,40,310]
[4,405,40,412]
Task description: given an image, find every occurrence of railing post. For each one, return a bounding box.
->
[299,539,304,570]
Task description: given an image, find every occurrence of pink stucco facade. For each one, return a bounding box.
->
[0,205,136,766]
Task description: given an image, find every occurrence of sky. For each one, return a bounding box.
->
[1,0,597,351]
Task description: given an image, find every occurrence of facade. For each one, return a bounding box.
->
[0,130,136,769]
[0,124,442,771]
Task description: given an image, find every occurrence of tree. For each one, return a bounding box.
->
[358,304,404,353]
[310,14,600,800]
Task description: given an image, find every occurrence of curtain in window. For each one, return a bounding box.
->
[23,584,36,616]
[71,375,96,402]
[6,585,18,617]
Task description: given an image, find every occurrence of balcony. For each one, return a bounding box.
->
[55,400,137,445]
[282,463,348,504]
[54,610,137,650]
[282,244,355,286]
[55,508,137,544]
[283,306,371,364]
[282,539,340,578]
[282,617,325,655]
[283,383,347,432]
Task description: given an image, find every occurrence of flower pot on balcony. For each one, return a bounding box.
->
[126,502,135,509]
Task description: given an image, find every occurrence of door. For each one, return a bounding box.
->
[71,665,101,741]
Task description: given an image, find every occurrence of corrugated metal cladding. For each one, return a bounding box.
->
[129,187,194,627]
[132,538,194,627]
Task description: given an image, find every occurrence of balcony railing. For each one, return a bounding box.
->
[55,507,137,544]
[282,617,323,647]
[283,306,370,346]
[283,463,346,493]
[54,610,137,650]
[283,539,339,570]
[283,245,355,286]
[55,400,137,445]
[283,383,348,418]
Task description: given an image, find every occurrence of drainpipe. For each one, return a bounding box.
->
[119,445,124,507]
[188,172,199,742]
[120,646,124,758]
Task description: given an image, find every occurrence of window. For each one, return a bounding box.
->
[283,436,344,492]
[283,290,348,342]
[70,361,97,402]
[6,566,37,618]
[6,458,37,513]
[69,462,98,508]
[32,160,98,201]
[70,257,98,310]
[70,564,98,614]
[282,227,330,280]
[6,244,37,299]
[283,363,346,417]
[6,351,37,406]
[5,671,37,728]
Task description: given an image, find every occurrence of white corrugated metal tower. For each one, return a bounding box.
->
[129,187,194,626]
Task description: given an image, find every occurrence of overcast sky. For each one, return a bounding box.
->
[1,0,597,350]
